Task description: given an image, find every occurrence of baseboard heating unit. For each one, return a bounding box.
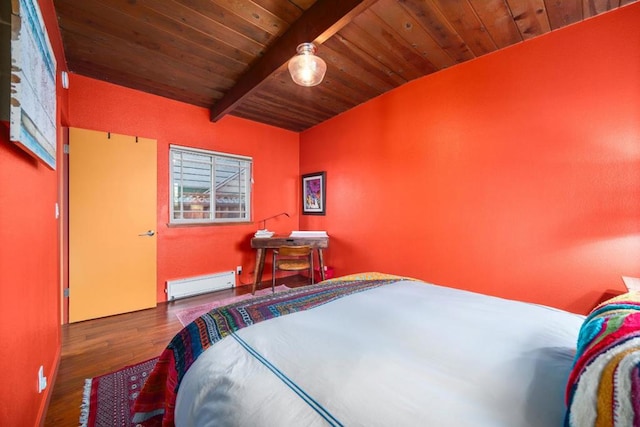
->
[166,270,235,300]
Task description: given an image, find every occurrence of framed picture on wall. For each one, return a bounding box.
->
[9,0,57,170]
[302,171,326,215]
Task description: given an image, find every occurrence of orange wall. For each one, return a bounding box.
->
[0,1,67,425]
[0,130,59,426]
[300,4,640,314]
[66,75,300,301]
[1,4,637,425]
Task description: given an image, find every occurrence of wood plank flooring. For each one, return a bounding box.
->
[44,277,306,426]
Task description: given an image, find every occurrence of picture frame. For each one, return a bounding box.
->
[9,0,57,169]
[302,171,326,215]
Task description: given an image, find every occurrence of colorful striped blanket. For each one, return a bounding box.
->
[565,292,640,427]
[132,273,410,427]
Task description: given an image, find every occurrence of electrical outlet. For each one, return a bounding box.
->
[236,266,242,275]
[38,365,47,393]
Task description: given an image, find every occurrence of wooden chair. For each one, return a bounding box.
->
[272,245,314,292]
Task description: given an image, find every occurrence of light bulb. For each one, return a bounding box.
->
[288,43,327,87]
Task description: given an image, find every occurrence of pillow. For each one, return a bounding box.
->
[565,292,640,426]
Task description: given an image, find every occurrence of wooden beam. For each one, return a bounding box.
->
[210,0,376,123]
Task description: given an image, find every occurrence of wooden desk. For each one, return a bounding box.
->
[251,235,329,294]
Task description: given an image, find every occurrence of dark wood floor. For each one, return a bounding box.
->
[43,277,306,426]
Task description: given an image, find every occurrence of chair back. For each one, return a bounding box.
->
[277,245,312,257]
[272,245,314,289]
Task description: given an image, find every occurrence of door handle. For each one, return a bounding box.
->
[138,230,155,237]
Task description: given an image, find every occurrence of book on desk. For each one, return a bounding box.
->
[254,229,275,238]
[288,230,328,238]
[254,230,328,238]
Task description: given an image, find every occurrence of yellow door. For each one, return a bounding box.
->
[69,128,157,322]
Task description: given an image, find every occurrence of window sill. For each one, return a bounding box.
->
[166,221,253,228]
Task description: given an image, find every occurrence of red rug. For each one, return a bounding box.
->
[175,285,289,326]
[80,357,159,427]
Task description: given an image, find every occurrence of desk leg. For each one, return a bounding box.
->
[317,249,326,281]
[252,248,266,295]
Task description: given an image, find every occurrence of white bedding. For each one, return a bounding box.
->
[175,280,584,426]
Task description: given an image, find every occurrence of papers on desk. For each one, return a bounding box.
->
[254,230,328,238]
[289,230,328,238]
[254,229,275,238]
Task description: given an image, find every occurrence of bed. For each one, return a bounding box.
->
[132,273,640,426]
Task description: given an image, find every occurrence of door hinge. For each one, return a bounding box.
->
[63,288,69,298]
[63,144,70,154]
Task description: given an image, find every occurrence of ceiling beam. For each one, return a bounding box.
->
[209,0,376,123]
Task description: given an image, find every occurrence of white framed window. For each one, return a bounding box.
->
[170,145,252,224]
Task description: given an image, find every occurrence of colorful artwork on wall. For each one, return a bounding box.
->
[302,171,326,215]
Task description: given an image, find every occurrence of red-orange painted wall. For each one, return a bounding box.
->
[300,4,640,315]
[0,1,67,425]
[0,131,60,426]
[2,3,638,425]
[67,75,300,301]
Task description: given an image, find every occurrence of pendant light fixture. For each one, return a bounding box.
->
[288,43,327,87]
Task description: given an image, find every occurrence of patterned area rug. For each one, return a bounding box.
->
[80,357,159,427]
[175,285,289,326]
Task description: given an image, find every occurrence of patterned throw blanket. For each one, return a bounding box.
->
[132,273,410,427]
[565,292,640,427]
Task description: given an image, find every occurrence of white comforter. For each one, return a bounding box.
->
[175,280,584,426]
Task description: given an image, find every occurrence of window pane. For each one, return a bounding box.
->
[183,154,212,219]
[214,157,249,219]
[170,147,251,224]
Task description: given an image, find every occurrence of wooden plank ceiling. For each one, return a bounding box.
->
[53,0,637,132]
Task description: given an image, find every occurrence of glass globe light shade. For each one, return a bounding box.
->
[288,43,327,87]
